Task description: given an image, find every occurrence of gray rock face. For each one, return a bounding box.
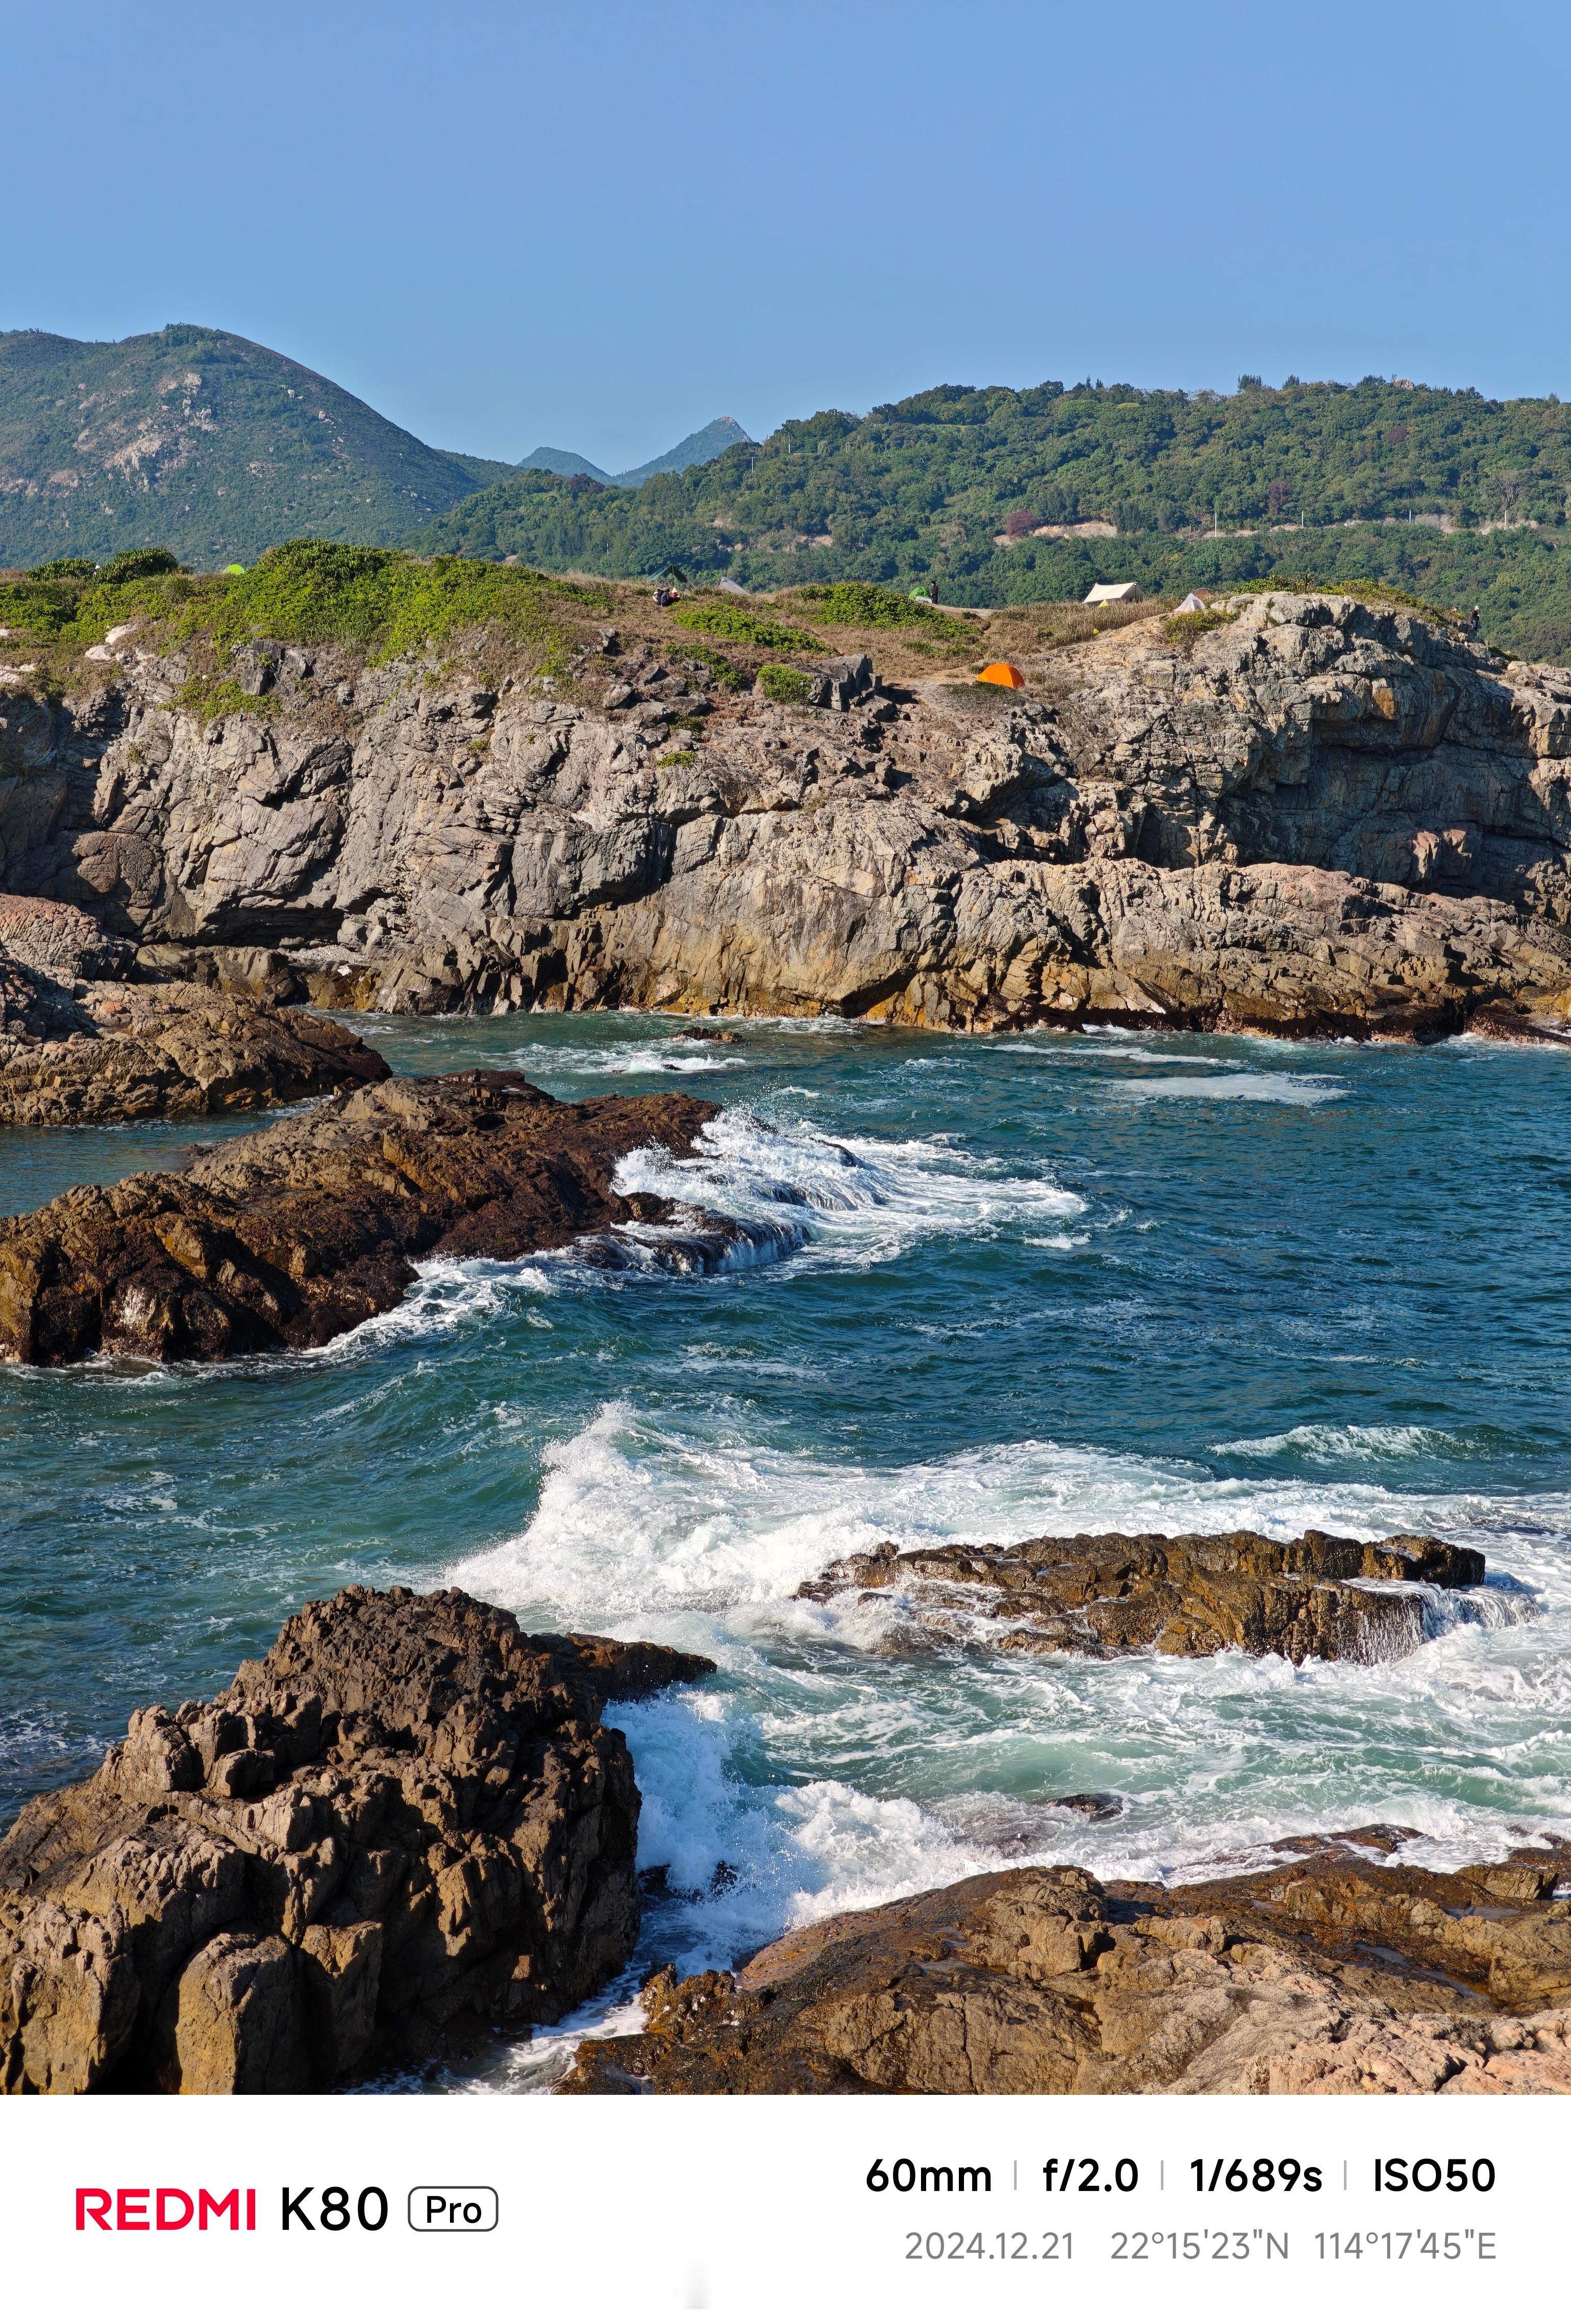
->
[7,592,1571,1036]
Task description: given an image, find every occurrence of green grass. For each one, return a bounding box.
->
[1162,607,1237,647]
[671,601,823,652]
[790,580,974,642]
[174,677,272,724]
[755,663,815,703]
[0,539,616,677]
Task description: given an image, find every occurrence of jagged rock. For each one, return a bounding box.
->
[796,1526,1488,1664]
[3,599,1571,1036]
[0,1585,716,2093]
[8,595,1571,1035]
[0,894,133,983]
[563,1838,1571,2095]
[0,1069,723,1364]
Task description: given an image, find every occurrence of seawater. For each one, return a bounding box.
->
[4,1014,1569,2088]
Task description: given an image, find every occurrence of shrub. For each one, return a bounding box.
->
[792,581,973,641]
[30,556,97,580]
[755,663,814,703]
[1162,608,1237,649]
[672,602,823,652]
[96,547,181,585]
[203,540,610,666]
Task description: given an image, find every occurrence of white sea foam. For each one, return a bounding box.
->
[1112,1071,1345,1105]
[448,1400,1571,2009]
[614,1109,1086,1276]
[508,1033,754,1078]
[1213,1422,1503,1462]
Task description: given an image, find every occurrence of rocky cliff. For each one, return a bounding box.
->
[6,590,1571,1038]
[0,1585,715,2093]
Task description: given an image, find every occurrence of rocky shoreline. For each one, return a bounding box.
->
[6,1575,1567,2098]
[5,590,1571,1042]
[0,897,388,1126]
[0,1068,726,1365]
[564,1839,1571,2095]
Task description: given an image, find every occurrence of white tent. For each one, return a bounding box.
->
[1083,582,1143,605]
[1175,591,1211,614]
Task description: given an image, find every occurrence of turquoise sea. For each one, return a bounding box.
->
[3,1014,1568,2085]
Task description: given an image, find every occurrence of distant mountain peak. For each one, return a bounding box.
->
[515,446,614,485]
[613,416,754,488]
[514,416,754,492]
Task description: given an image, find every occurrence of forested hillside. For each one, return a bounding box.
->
[0,326,505,568]
[408,375,1571,658]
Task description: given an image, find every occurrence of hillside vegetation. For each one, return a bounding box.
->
[0,326,506,570]
[0,542,1156,707]
[408,375,1571,659]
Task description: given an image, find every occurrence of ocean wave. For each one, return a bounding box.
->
[446,1399,1571,1977]
[613,1109,1086,1275]
[451,1399,1571,1632]
[1112,1071,1345,1105]
[1212,1421,1524,1463]
[508,1032,755,1078]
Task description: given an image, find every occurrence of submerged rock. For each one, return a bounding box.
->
[564,1839,1571,2096]
[0,1585,715,2093]
[0,1068,721,1365]
[797,1526,1488,1664]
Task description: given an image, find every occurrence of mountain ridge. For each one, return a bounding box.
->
[0,325,750,571]
[409,375,1571,658]
[0,324,501,569]
[516,415,753,489]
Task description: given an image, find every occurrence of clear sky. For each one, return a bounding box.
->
[8,0,1570,468]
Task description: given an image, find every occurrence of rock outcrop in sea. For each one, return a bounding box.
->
[797,1526,1488,1663]
[6,590,1571,1037]
[565,1839,1571,2095]
[0,1070,723,1364]
[0,1585,715,2093]
[0,896,387,1125]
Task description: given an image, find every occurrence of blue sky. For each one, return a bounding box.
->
[8,0,1569,468]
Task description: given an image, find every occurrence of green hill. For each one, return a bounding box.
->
[0,324,507,569]
[407,375,1571,659]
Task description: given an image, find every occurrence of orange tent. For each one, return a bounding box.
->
[977,662,1024,688]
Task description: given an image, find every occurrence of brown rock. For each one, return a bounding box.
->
[0,894,389,1126]
[0,1584,717,2093]
[564,1840,1571,2096]
[0,1068,725,1365]
[797,1525,1487,1665]
[0,974,390,1127]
